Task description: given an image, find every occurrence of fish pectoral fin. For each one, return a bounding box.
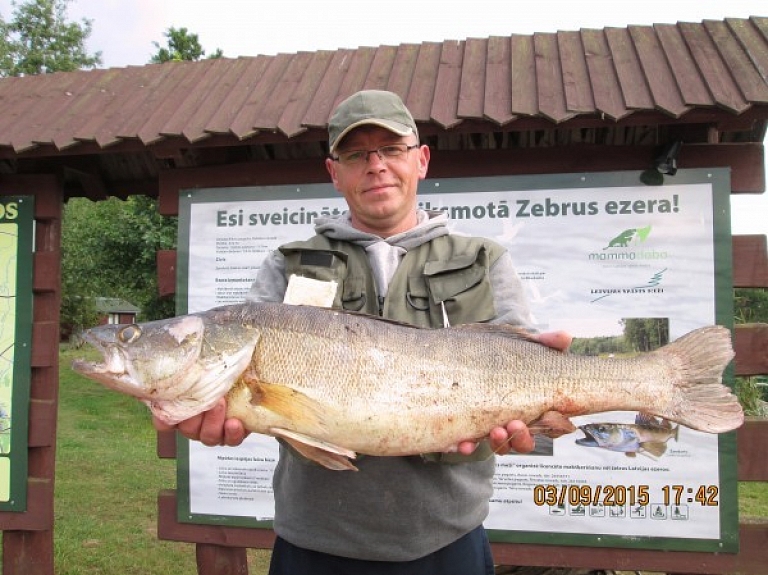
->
[639,441,668,459]
[528,411,578,438]
[250,381,329,430]
[271,428,358,471]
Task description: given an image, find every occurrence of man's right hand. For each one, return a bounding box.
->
[152,397,248,447]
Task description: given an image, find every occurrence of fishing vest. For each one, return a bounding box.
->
[279,234,504,328]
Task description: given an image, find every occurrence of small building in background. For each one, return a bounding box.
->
[94,297,140,325]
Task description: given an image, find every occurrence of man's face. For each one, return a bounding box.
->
[325,125,430,237]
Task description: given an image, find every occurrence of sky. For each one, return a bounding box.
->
[0,0,766,236]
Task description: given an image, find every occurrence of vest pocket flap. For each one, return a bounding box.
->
[341,276,366,308]
[423,247,483,276]
[423,248,487,304]
[280,245,349,267]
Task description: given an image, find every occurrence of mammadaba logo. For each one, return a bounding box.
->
[589,225,669,261]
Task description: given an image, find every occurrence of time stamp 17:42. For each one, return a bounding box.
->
[532,484,719,508]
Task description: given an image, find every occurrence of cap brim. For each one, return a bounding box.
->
[330,119,414,154]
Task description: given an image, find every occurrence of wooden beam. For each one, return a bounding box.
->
[156,250,177,298]
[738,417,768,481]
[734,324,768,376]
[733,235,768,288]
[428,144,764,193]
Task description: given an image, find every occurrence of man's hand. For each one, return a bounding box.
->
[152,397,248,447]
[454,330,572,456]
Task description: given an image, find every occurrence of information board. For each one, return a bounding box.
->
[176,170,737,552]
[0,196,34,512]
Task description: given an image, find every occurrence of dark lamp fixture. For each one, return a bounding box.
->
[640,141,682,186]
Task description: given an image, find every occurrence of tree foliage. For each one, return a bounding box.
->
[0,0,100,77]
[61,196,177,333]
[620,317,669,352]
[150,26,222,63]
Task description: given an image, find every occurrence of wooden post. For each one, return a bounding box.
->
[0,174,62,575]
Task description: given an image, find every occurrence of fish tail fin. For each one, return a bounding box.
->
[658,326,743,433]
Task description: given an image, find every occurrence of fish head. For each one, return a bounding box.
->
[575,423,640,453]
[72,310,262,424]
[72,315,207,399]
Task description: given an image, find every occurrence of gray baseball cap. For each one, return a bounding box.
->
[328,90,418,154]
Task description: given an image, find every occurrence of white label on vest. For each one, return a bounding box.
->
[283,274,338,308]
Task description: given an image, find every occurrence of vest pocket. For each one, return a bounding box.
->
[340,276,367,311]
[422,246,496,324]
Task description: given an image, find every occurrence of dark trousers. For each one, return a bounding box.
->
[268,525,494,575]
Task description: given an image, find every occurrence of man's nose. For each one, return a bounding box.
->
[365,149,387,169]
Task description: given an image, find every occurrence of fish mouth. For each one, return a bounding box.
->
[71,354,145,397]
[574,426,599,447]
[71,333,148,397]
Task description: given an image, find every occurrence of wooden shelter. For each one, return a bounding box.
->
[0,15,767,575]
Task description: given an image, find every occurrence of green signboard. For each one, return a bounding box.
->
[0,196,33,512]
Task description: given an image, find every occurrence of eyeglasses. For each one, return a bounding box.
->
[331,144,419,167]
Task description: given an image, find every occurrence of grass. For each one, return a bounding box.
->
[740,482,768,521]
[55,346,270,574]
[52,347,767,573]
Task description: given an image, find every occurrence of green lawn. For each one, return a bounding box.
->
[56,346,270,574]
[54,347,766,573]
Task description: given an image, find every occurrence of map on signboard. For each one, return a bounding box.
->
[0,222,17,499]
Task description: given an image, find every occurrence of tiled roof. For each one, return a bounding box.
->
[0,16,766,156]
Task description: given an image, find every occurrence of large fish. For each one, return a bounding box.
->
[71,302,743,470]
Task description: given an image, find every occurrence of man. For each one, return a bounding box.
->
[157,90,570,574]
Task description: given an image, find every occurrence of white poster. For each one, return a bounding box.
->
[178,172,736,550]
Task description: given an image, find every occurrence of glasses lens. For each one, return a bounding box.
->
[339,150,366,165]
[378,144,407,158]
[337,144,411,166]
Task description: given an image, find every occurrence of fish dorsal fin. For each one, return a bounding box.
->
[270,428,358,471]
[635,412,665,429]
[248,381,329,431]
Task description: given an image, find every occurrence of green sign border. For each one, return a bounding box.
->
[0,196,34,512]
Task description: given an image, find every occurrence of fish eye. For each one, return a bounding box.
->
[118,325,142,344]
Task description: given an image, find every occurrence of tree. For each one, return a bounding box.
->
[0,0,100,77]
[150,26,222,63]
[620,317,669,352]
[61,196,177,333]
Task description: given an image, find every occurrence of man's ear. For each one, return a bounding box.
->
[325,157,340,189]
[418,145,430,180]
